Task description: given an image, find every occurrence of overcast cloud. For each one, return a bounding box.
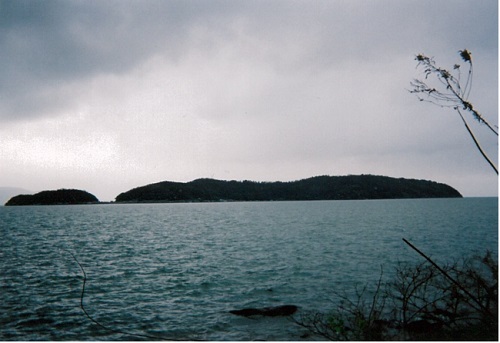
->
[0,0,497,201]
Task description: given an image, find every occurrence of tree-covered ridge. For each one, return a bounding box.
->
[5,189,99,206]
[115,175,462,203]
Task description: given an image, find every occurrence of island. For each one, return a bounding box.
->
[115,175,462,203]
[5,189,99,206]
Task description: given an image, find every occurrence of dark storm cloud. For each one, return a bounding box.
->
[1,1,224,76]
[1,0,496,121]
[0,0,245,120]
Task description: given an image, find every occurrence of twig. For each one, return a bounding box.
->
[456,109,498,174]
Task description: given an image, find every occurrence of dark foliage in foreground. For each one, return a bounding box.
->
[5,189,99,206]
[293,251,498,341]
[115,175,462,202]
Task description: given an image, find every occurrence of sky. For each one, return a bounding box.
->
[0,0,498,202]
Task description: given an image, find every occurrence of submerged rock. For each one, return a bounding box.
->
[229,305,298,317]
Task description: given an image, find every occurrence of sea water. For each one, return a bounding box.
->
[0,198,497,340]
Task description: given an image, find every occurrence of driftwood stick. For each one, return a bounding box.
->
[402,238,492,318]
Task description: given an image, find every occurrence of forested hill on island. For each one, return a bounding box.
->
[5,189,98,206]
[115,175,462,203]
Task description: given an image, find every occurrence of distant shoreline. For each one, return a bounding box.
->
[4,174,465,206]
[5,196,499,207]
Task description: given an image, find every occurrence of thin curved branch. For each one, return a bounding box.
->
[456,109,498,174]
[63,248,202,341]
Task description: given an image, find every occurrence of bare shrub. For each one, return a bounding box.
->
[293,251,497,341]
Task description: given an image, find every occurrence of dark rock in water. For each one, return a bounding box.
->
[261,305,298,316]
[230,308,263,317]
[230,305,298,317]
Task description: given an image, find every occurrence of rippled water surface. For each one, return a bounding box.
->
[0,198,497,340]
